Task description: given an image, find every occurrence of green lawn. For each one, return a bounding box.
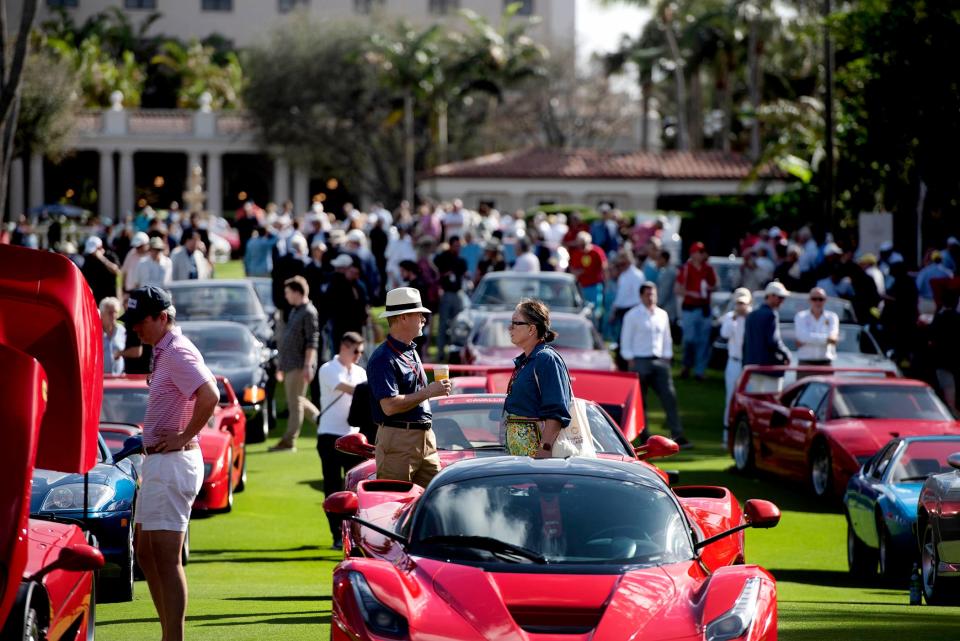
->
[96,264,960,639]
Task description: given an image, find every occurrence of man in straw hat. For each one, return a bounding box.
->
[366,287,451,486]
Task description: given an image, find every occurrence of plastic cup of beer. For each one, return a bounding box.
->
[434,365,450,382]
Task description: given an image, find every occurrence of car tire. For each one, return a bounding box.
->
[877,517,906,582]
[810,441,833,499]
[102,523,135,602]
[236,444,247,493]
[847,516,877,577]
[732,417,754,473]
[922,522,958,605]
[0,583,42,641]
[86,578,97,641]
[181,525,190,566]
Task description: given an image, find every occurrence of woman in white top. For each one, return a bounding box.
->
[316,331,368,549]
[720,288,752,442]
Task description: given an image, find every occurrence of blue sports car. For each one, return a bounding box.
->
[844,435,960,580]
[30,433,141,602]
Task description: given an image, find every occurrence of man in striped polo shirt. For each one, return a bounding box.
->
[121,285,219,641]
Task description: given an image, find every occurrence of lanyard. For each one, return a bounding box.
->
[387,342,426,387]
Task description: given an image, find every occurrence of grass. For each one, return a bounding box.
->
[95,262,960,639]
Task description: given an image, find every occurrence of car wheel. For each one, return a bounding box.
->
[1,584,42,641]
[810,442,832,498]
[236,444,247,493]
[102,523,135,602]
[877,518,906,581]
[732,417,754,472]
[847,515,877,577]
[922,522,958,605]
[86,577,97,641]
[181,525,190,566]
[22,604,40,641]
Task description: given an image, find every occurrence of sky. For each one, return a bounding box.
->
[576,0,651,66]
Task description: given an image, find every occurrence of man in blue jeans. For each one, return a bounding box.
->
[675,242,717,380]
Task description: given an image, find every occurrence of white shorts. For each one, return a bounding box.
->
[134,449,204,532]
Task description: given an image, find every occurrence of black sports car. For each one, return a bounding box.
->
[917,452,960,604]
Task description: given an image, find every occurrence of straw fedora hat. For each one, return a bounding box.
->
[380,287,431,318]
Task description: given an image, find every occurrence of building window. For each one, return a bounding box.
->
[278,0,309,12]
[201,0,232,11]
[429,0,460,15]
[125,0,157,8]
[353,0,385,14]
[505,0,533,16]
[47,0,79,7]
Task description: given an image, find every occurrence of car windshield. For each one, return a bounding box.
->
[779,325,880,355]
[180,325,259,366]
[889,440,960,483]
[99,431,129,456]
[251,279,275,313]
[431,399,632,457]
[169,285,263,318]
[411,473,692,565]
[711,260,742,292]
[476,318,597,350]
[473,278,578,309]
[832,385,953,421]
[100,388,148,424]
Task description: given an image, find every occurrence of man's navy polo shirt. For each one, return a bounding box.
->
[367,334,431,424]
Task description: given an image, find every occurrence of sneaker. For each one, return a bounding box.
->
[674,437,694,450]
[268,443,296,452]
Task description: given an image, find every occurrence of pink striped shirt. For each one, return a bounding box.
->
[143,326,215,447]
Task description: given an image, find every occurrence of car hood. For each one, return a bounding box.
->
[471,347,615,371]
[202,362,258,388]
[828,420,960,458]
[406,557,698,640]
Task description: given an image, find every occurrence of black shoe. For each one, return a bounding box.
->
[332,540,343,550]
[674,437,694,450]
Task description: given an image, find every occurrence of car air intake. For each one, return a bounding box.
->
[508,606,604,634]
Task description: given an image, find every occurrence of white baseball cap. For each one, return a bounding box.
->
[84,236,103,254]
[131,231,149,248]
[764,281,790,298]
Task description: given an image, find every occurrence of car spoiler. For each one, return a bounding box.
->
[0,245,103,627]
[735,364,899,395]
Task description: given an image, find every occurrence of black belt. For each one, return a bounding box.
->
[380,420,432,431]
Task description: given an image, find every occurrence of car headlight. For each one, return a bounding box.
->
[243,385,266,404]
[705,577,761,641]
[348,571,408,639]
[40,484,115,512]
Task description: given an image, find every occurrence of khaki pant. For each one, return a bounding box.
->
[279,369,320,447]
[375,426,441,488]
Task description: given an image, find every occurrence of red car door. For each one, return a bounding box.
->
[766,382,830,476]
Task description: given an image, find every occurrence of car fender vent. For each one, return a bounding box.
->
[508,606,603,634]
[362,480,415,493]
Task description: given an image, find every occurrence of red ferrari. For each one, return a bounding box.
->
[728,365,960,498]
[100,375,248,512]
[325,456,780,641]
[0,245,105,639]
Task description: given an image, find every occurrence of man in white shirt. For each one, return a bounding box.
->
[135,236,173,290]
[317,331,368,549]
[512,238,540,273]
[794,287,839,366]
[122,231,150,293]
[719,288,752,442]
[620,282,691,449]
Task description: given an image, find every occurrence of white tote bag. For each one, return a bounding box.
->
[552,398,597,459]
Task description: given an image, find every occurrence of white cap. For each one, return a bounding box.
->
[764,281,790,298]
[84,236,103,254]
[823,242,843,256]
[331,254,354,268]
[879,241,894,252]
[733,287,752,304]
[346,229,365,244]
[131,231,149,248]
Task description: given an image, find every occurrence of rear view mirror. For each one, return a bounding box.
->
[336,433,375,460]
[113,435,144,463]
[744,499,781,529]
[789,407,816,423]
[323,491,358,516]
[635,435,679,461]
[29,544,104,582]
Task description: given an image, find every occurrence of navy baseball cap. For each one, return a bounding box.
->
[120,285,172,325]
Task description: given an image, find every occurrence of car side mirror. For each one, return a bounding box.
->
[789,407,816,424]
[29,544,104,582]
[323,491,358,516]
[635,435,680,461]
[336,432,376,460]
[949,453,960,471]
[113,435,144,463]
[744,499,781,529]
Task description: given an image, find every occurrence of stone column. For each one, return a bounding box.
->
[9,157,24,217]
[28,153,44,208]
[187,151,201,175]
[293,166,310,215]
[273,157,290,205]
[119,150,135,214]
[206,151,223,217]
[98,150,115,220]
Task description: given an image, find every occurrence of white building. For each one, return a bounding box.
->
[21,1,575,50]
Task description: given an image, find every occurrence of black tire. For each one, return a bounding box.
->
[922,522,959,605]
[847,516,878,577]
[102,523,135,602]
[877,517,907,582]
[22,606,39,641]
[732,417,754,472]
[236,444,247,493]
[0,583,42,641]
[810,441,833,498]
[246,410,268,444]
[181,525,190,566]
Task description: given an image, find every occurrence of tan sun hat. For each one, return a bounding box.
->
[380,287,431,318]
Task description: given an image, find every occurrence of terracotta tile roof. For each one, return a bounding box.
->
[424,147,783,181]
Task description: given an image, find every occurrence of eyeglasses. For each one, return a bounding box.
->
[510,321,532,327]
[810,297,826,302]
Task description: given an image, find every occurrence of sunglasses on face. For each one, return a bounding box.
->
[810,297,826,302]
[510,321,532,327]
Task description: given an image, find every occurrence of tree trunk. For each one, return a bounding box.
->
[748,16,761,161]
[719,49,734,152]
[640,67,652,151]
[0,0,39,225]
[688,64,703,150]
[663,20,689,151]
[436,98,448,166]
[403,90,415,206]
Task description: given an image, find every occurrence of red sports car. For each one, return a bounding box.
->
[728,365,960,498]
[100,375,248,512]
[325,456,780,641]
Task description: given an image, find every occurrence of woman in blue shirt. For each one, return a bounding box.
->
[503,299,573,457]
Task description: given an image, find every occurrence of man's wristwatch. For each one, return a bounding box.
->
[541,442,552,452]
